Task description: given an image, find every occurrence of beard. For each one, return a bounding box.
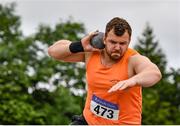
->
[105,48,122,61]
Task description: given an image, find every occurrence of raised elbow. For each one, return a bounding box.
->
[48,46,59,59]
[152,70,162,86]
[143,69,162,88]
[156,70,162,82]
[48,46,55,57]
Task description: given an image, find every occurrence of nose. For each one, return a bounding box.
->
[114,43,121,50]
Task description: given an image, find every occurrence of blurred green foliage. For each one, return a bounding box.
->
[0,3,85,124]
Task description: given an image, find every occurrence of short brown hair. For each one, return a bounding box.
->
[105,17,132,38]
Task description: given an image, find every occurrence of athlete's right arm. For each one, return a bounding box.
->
[48,40,85,62]
[48,31,100,63]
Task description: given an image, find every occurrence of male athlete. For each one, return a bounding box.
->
[48,17,162,125]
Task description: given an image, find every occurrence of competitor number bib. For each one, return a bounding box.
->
[90,94,119,120]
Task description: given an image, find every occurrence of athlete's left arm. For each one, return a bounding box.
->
[129,54,162,87]
[108,54,162,93]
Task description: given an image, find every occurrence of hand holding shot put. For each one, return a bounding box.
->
[80,31,104,52]
[48,17,162,125]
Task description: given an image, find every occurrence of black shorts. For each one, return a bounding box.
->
[70,115,88,125]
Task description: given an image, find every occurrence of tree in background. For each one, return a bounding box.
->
[0,3,86,124]
[0,3,45,124]
[134,23,180,124]
[32,17,87,124]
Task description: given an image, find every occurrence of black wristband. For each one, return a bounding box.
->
[69,41,84,53]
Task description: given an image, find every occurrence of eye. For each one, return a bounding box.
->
[110,40,117,44]
[120,42,125,45]
[120,42,127,45]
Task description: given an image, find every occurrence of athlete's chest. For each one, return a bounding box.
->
[86,62,128,91]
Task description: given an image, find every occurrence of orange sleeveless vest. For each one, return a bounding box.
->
[83,48,142,125]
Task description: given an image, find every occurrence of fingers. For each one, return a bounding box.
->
[108,79,137,93]
[108,81,129,93]
[81,30,101,52]
[88,30,99,38]
[108,82,124,93]
[82,30,99,43]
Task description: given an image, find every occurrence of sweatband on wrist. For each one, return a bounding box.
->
[69,41,84,53]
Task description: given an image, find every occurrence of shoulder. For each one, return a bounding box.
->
[126,48,150,63]
[129,53,157,73]
[85,52,93,63]
[129,54,151,66]
[126,48,139,55]
[85,51,101,65]
[85,52,96,65]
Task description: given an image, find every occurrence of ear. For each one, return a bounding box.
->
[103,36,106,45]
[128,37,131,45]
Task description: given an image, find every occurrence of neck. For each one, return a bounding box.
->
[100,50,119,67]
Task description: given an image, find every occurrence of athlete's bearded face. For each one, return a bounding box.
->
[104,29,130,61]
